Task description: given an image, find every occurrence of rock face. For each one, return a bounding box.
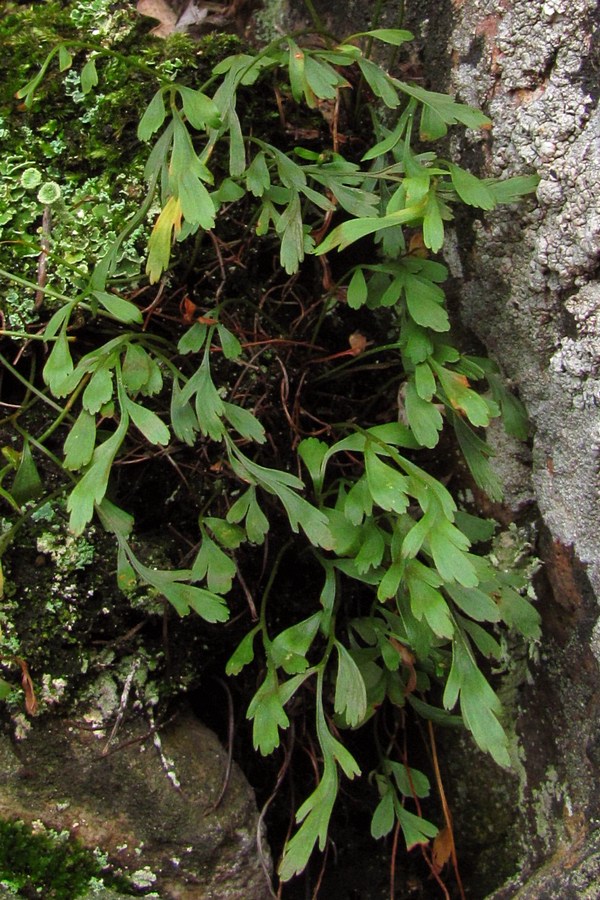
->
[408,0,600,894]
[2,2,598,896]
[436,0,600,595]
[0,708,270,899]
[489,828,600,900]
[264,0,600,894]
[419,0,599,882]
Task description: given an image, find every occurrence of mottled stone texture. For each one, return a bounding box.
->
[404,0,600,894]
[273,0,600,893]
[0,708,270,899]
[441,0,600,595]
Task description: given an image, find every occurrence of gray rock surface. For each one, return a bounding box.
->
[404,0,600,894]
[0,708,270,899]
[274,0,600,893]
[443,0,600,598]
[489,828,600,899]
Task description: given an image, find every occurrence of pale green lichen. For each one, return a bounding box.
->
[11,713,31,742]
[79,649,164,733]
[40,674,68,707]
[0,0,152,329]
[490,522,540,583]
[68,0,134,41]
[36,529,95,572]
[82,670,120,725]
[531,766,571,849]
[130,868,156,890]
[251,0,289,43]
[0,155,147,328]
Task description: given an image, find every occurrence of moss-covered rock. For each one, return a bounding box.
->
[0,0,244,328]
[0,817,133,899]
[0,708,270,899]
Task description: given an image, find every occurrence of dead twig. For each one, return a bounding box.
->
[97,710,179,760]
[390,817,401,900]
[235,565,258,620]
[141,275,169,329]
[102,658,140,755]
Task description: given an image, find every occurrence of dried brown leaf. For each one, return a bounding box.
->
[408,232,429,258]
[137,0,213,37]
[432,825,453,873]
[388,637,417,695]
[136,0,179,37]
[16,657,37,715]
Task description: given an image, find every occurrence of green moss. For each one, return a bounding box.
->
[0,0,149,326]
[0,496,197,718]
[0,498,128,710]
[0,819,133,899]
[0,1,244,328]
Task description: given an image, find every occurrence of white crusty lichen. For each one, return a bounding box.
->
[36,529,95,572]
[130,867,157,889]
[550,283,600,409]
[447,0,600,597]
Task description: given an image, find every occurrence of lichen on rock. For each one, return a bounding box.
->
[0,709,270,899]
[402,0,600,892]
[440,0,600,596]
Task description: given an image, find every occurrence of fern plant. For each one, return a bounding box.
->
[1,16,540,887]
